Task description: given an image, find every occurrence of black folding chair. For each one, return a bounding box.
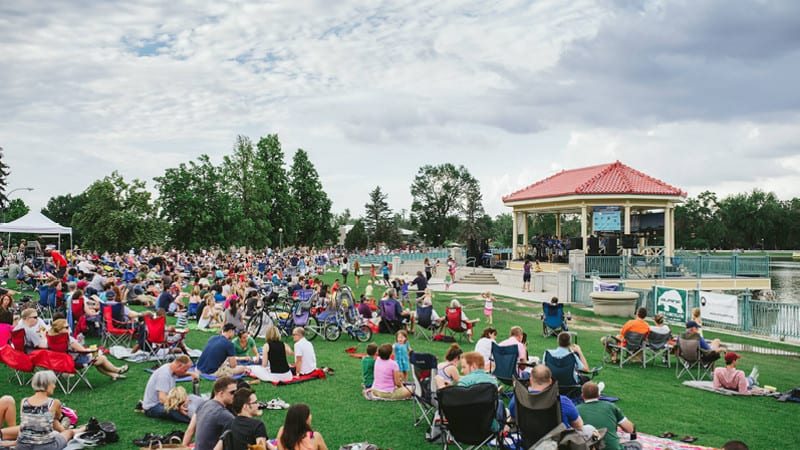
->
[437,383,500,450]
[408,351,438,429]
[414,305,438,341]
[491,342,521,394]
[604,331,646,368]
[644,331,672,368]
[512,379,561,450]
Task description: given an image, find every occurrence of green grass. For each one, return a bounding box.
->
[4,275,798,449]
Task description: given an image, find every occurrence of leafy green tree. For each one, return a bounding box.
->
[460,176,485,243]
[155,155,245,250]
[333,209,354,228]
[289,149,334,247]
[490,213,513,247]
[675,191,726,249]
[73,171,164,252]
[42,193,86,245]
[0,146,9,209]
[344,219,368,250]
[4,198,29,222]
[223,135,272,248]
[410,164,479,246]
[717,189,783,249]
[257,134,297,247]
[364,186,397,246]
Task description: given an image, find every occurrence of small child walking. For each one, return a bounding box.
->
[393,330,411,382]
[482,291,496,325]
[444,273,452,291]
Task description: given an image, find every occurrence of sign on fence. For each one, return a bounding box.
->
[699,291,739,325]
[655,286,688,323]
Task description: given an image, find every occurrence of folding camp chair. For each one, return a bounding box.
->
[644,331,673,368]
[541,302,567,338]
[38,284,58,322]
[675,338,713,380]
[37,333,95,394]
[143,315,173,364]
[512,379,562,450]
[437,382,501,450]
[101,304,135,348]
[444,307,469,342]
[414,305,438,341]
[603,331,646,368]
[408,351,439,428]
[543,350,600,400]
[378,299,404,334]
[0,328,35,385]
[491,342,522,394]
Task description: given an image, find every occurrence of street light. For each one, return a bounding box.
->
[278,228,283,250]
[2,187,33,223]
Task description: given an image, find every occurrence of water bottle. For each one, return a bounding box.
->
[77,333,85,345]
[192,378,200,396]
[630,426,637,441]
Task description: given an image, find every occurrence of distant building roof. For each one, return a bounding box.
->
[503,161,687,203]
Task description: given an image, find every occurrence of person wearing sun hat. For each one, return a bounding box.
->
[713,352,760,394]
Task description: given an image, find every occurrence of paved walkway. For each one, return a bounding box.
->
[424,276,556,303]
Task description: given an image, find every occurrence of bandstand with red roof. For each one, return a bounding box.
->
[502,161,687,260]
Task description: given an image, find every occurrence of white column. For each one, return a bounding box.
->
[512,210,519,259]
[624,204,631,234]
[522,212,529,254]
[664,205,673,258]
[581,205,588,250]
[556,213,561,239]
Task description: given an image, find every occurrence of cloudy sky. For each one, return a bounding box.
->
[2,0,799,219]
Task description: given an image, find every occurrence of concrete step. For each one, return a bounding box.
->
[459,272,499,284]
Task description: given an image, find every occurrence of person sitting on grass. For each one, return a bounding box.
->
[196,324,250,377]
[276,403,328,450]
[713,352,763,395]
[435,344,463,388]
[367,343,412,400]
[600,307,650,364]
[291,327,317,377]
[183,376,237,450]
[250,326,294,383]
[139,355,199,422]
[0,394,17,443]
[362,343,378,389]
[14,371,80,450]
[577,382,635,450]
[232,330,259,364]
[215,388,277,450]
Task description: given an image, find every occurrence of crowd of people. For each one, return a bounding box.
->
[0,243,759,450]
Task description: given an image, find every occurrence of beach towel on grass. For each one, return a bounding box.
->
[617,431,717,450]
[109,345,201,362]
[270,368,326,386]
[201,372,247,381]
[144,367,194,382]
[682,380,779,397]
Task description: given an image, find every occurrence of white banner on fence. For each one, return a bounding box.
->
[699,291,739,325]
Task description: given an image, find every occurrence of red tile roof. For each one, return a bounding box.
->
[503,161,687,203]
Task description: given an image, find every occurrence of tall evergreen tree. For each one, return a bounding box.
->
[364,186,395,246]
[256,134,297,247]
[344,219,368,250]
[0,146,10,209]
[223,135,272,248]
[288,149,334,247]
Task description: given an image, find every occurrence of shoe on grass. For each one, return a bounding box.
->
[750,365,760,385]
[134,401,144,413]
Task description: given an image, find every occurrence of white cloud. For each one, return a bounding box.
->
[1,0,799,221]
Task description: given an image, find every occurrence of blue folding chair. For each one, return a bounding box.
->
[542,303,567,338]
[491,342,522,394]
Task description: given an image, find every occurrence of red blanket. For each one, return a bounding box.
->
[271,368,326,386]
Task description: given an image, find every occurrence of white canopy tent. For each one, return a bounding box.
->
[0,211,72,251]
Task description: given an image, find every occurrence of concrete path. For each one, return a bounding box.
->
[424,276,556,303]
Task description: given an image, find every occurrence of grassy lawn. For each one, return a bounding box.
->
[3,275,798,449]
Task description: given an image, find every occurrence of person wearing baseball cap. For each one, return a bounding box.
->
[677,320,722,363]
[713,352,760,394]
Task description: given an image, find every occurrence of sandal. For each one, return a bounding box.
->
[119,365,129,374]
[112,374,127,381]
[660,432,677,439]
[681,436,698,443]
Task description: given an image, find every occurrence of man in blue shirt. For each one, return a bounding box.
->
[546,332,592,385]
[196,324,249,376]
[509,365,584,430]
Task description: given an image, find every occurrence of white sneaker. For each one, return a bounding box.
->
[749,366,760,385]
[274,398,290,409]
[597,381,606,395]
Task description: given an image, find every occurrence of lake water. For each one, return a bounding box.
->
[770,261,800,303]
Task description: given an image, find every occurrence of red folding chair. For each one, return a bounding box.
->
[444,307,469,342]
[0,329,35,385]
[144,315,177,364]
[101,304,134,348]
[32,333,94,394]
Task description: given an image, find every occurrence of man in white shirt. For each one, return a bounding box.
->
[291,327,317,376]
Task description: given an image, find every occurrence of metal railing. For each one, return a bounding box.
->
[572,280,800,340]
[579,255,770,279]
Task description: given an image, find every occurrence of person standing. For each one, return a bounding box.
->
[522,258,532,292]
[183,377,237,450]
[424,258,433,281]
[409,271,428,300]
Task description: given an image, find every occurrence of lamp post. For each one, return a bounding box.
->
[2,187,33,223]
[278,228,283,250]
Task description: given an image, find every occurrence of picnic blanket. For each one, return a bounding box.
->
[682,380,779,397]
[617,431,717,450]
[109,345,201,362]
[144,367,194,382]
[200,372,247,381]
[271,368,326,386]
